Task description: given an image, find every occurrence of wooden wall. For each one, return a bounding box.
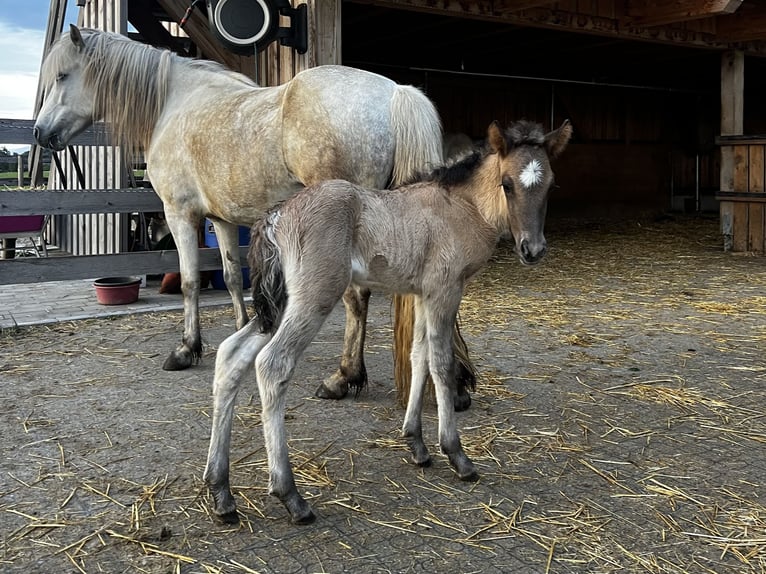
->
[365,65,718,217]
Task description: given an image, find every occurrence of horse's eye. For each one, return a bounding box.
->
[501,178,514,195]
[56,73,68,82]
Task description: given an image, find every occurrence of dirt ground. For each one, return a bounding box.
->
[2,215,766,574]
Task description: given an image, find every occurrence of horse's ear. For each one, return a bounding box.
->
[69,24,85,51]
[545,119,573,159]
[487,121,507,155]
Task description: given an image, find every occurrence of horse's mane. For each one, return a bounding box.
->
[42,28,256,156]
[405,120,546,189]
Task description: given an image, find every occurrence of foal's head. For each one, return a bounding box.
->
[488,119,572,265]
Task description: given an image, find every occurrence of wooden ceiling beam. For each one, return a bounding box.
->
[155,0,246,71]
[717,5,766,42]
[624,0,742,28]
[358,0,766,55]
[491,0,557,14]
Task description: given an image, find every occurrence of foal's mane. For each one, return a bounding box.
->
[411,120,547,189]
[42,28,256,156]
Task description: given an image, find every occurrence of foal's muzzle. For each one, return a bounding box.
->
[519,238,547,265]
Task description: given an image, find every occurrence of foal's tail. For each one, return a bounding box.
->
[248,210,287,334]
[389,86,478,409]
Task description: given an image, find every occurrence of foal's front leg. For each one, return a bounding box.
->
[402,297,432,466]
[204,320,271,523]
[315,284,370,399]
[428,304,478,481]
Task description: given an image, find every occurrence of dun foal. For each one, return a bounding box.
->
[204,119,572,524]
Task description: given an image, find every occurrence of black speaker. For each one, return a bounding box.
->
[205,0,307,55]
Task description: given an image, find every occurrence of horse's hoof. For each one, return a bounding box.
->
[314,373,349,400]
[215,510,240,524]
[453,391,471,412]
[291,508,316,525]
[459,468,479,482]
[414,455,432,468]
[162,351,193,371]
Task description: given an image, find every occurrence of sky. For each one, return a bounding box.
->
[0,0,77,149]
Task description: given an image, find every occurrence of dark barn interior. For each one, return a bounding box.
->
[341,2,766,218]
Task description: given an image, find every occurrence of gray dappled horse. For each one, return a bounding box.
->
[33,25,476,407]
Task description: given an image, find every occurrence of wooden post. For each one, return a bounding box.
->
[17,155,23,187]
[719,49,744,251]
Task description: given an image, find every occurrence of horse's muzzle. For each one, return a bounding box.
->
[33,125,65,151]
[519,238,547,265]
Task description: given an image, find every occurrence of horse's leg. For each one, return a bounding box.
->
[211,220,249,329]
[426,300,478,482]
[258,305,336,524]
[394,294,476,412]
[315,285,369,400]
[204,320,270,523]
[162,211,204,371]
[401,296,432,467]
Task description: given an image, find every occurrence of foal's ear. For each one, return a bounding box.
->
[544,119,573,159]
[69,24,85,52]
[487,121,507,155]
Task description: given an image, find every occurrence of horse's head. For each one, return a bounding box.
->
[488,119,572,265]
[34,25,97,151]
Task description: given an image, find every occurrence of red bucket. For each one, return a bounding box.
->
[93,277,141,305]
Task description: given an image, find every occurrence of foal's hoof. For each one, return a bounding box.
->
[453,389,471,412]
[292,508,317,525]
[162,350,193,371]
[214,509,240,525]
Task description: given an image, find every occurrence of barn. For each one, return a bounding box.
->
[32,0,766,255]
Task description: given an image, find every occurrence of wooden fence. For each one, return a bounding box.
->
[0,118,245,285]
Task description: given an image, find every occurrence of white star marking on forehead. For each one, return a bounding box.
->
[519,159,543,188]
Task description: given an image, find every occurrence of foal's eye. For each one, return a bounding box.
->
[501,178,514,195]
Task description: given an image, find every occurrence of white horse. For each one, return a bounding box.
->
[34,25,476,404]
[204,119,572,524]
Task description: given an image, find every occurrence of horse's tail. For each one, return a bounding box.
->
[389,86,478,409]
[248,209,287,334]
[389,85,443,186]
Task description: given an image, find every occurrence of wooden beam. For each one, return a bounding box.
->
[717,4,766,42]
[360,0,766,54]
[155,0,247,72]
[492,0,557,14]
[625,0,742,28]
[0,189,163,217]
[0,246,249,285]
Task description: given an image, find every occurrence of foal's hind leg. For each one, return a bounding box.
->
[259,306,338,524]
[315,285,370,399]
[427,302,478,481]
[204,320,271,523]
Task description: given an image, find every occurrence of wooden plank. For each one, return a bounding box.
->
[0,189,163,216]
[749,203,765,253]
[624,0,742,28]
[0,246,249,285]
[720,50,744,136]
[0,119,111,147]
[732,202,749,251]
[749,145,765,193]
[732,145,748,191]
[312,0,341,66]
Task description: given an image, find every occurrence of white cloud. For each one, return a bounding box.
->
[0,21,45,120]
